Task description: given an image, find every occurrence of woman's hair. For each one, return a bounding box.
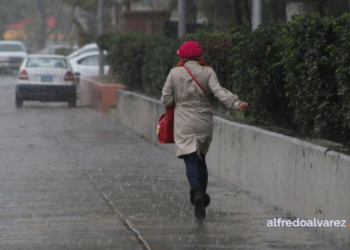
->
[176,59,210,67]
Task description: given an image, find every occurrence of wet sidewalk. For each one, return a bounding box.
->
[0,76,340,249]
[71,111,339,250]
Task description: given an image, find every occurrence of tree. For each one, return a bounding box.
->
[197,0,251,32]
[59,0,114,46]
[23,0,73,50]
[0,0,35,40]
[0,0,74,50]
[35,0,50,49]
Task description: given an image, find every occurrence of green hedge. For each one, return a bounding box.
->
[98,33,149,90]
[282,14,349,142]
[231,24,292,127]
[142,35,181,96]
[102,15,350,145]
[330,14,350,142]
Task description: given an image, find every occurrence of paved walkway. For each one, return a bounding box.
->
[0,75,341,249]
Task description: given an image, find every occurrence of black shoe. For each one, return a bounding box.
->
[194,193,206,221]
[190,187,206,221]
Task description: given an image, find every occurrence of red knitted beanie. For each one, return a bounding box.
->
[177,41,203,60]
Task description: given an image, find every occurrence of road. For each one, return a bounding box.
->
[0,75,341,250]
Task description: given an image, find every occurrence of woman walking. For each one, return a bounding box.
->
[161,41,248,221]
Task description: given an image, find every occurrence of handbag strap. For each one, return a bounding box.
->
[183,66,208,96]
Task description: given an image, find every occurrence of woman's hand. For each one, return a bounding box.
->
[237,102,249,111]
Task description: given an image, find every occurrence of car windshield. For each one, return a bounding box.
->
[26,57,68,68]
[0,44,25,52]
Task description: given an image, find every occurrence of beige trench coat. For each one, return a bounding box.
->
[161,61,242,158]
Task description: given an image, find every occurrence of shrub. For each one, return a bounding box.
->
[55,48,74,56]
[102,15,350,145]
[96,33,115,51]
[102,33,149,90]
[231,24,292,127]
[282,14,344,141]
[142,35,181,97]
[330,14,350,143]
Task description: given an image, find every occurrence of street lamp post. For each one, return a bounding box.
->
[178,0,186,39]
[252,0,262,31]
[98,0,104,76]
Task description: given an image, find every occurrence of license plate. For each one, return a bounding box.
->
[41,75,53,82]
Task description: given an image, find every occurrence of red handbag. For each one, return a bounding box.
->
[157,107,175,143]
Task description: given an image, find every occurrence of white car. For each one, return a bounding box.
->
[67,43,99,60]
[15,55,77,107]
[69,51,110,79]
[0,41,27,73]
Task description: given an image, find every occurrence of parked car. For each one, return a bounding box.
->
[67,43,99,60]
[0,41,27,73]
[69,51,110,79]
[15,55,76,108]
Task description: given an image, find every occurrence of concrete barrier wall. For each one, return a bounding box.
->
[79,77,126,113]
[116,90,350,248]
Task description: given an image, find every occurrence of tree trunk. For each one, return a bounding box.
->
[125,0,131,11]
[271,0,286,22]
[54,8,63,43]
[0,22,5,40]
[186,0,197,24]
[234,0,243,26]
[244,0,251,23]
[39,15,47,50]
[36,0,47,50]
[318,0,327,15]
[213,3,218,33]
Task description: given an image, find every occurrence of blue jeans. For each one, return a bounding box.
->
[183,152,208,192]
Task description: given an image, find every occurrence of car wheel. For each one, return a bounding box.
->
[16,93,23,108]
